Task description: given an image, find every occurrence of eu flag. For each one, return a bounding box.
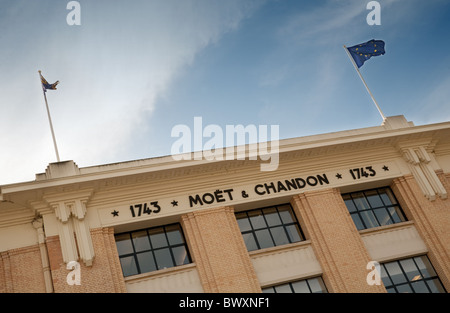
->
[39,71,59,92]
[347,39,385,68]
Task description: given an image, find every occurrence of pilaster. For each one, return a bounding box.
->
[181,206,261,293]
[291,188,386,293]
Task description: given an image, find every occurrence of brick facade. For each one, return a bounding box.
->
[1,173,448,293]
[45,227,126,293]
[0,245,46,293]
[291,188,386,293]
[181,206,261,293]
[391,173,450,291]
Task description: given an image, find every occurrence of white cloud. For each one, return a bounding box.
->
[0,0,264,185]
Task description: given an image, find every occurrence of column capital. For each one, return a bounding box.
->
[397,143,447,200]
[36,188,96,267]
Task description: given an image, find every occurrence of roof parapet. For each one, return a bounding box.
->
[382,115,414,130]
[36,160,80,180]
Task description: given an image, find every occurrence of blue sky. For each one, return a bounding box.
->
[1,0,450,185]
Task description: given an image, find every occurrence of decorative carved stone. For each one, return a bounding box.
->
[399,145,447,201]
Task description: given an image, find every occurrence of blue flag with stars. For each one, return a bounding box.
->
[347,39,385,68]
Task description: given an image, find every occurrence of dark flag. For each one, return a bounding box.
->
[39,71,59,92]
[346,39,385,68]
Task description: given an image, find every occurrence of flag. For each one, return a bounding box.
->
[346,39,385,68]
[39,71,59,92]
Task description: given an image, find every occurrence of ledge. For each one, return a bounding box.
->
[124,262,198,283]
[358,220,415,236]
[248,240,312,258]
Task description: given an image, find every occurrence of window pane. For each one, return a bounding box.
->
[414,256,437,278]
[154,248,174,270]
[166,225,184,245]
[388,206,406,223]
[236,214,252,232]
[278,206,296,224]
[350,213,365,230]
[255,229,274,249]
[264,208,282,226]
[274,284,292,293]
[386,286,396,293]
[172,246,189,266]
[120,256,138,277]
[360,210,379,228]
[285,224,302,242]
[132,231,151,252]
[115,234,134,255]
[242,233,258,251]
[426,278,446,293]
[380,188,397,205]
[136,251,156,273]
[352,193,370,211]
[248,210,266,229]
[270,226,289,246]
[262,288,275,293]
[411,280,430,293]
[365,190,384,208]
[399,258,421,282]
[396,284,413,293]
[291,280,309,293]
[373,208,392,227]
[381,265,393,287]
[308,278,327,293]
[384,262,407,284]
[342,194,357,213]
[149,228,168,249]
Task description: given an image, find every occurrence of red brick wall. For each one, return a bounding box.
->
[0,245,46,293]
[46,227,126,293]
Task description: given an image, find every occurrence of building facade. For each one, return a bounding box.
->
[0,115,449,293]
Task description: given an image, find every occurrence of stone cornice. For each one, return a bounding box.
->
[0,201,35,228]
[1,117,450,204]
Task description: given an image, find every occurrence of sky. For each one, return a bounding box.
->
[1,0,450,185]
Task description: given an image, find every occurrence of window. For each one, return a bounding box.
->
[342,187,407,230]
[115,223,191,277]
[235,204,305,252]
[262,277,328,293]
[381,256,446,293]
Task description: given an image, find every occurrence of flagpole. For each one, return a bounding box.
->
[39,70,61,162]
[343,45,386,121]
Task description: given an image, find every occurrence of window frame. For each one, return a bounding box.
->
[342,187,408,230]
[115,223,192,277]
[262,276,328,293]
[381,255,447,293]
[235,203,306,252]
